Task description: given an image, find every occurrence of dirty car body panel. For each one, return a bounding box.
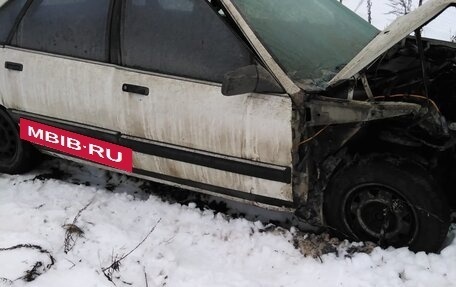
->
[222,0,456,252]
[0,0,455,251]
[0,0,295,208]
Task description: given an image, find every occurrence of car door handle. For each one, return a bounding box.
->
[5,61,23,71]
[122,84,149,96]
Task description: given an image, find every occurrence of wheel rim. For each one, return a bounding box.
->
[343,183,418,247]
[0,116,19,163]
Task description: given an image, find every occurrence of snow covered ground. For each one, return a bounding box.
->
[0,159,455,287]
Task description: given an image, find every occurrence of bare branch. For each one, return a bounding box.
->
[0,244,55,282]
[144,267,149,287]
[387,0,413,16]
[102,219,162,283]
[367,0,373,24]
[72,198,95,224]
[63,198,95,254]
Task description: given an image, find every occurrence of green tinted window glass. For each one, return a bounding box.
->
[232,0,378,87]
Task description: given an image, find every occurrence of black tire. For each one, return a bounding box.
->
[0,108,38,174]
[324,156,450,253]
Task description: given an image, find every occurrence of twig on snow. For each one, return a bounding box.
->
[0,277,13,286]
[102,219,162,283]
[0,244,55,282]
[144,266,149,287]
[63,198,95,253]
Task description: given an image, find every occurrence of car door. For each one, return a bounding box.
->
[113,0,294,205]
[0,0,27,106]
[0,0,121,134]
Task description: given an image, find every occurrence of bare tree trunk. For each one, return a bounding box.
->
[367,0,373,23]
[387,0,412,16]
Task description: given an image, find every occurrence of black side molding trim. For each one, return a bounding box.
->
[12,112,121,144]
[35,146,294,208]
[133,168,294,208]
[120,138,291,184]
[12,111,292,184]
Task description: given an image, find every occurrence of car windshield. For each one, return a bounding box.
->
[231,0,379,89]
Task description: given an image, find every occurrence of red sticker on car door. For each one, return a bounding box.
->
[20,118,133,173]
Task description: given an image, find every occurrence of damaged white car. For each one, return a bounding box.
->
[0,0,455,252]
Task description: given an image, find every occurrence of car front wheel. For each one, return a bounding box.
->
[324,156,450,253]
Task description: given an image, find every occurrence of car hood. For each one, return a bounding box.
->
[328,0,456,87]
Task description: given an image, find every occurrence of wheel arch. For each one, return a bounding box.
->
[296,119,454,225]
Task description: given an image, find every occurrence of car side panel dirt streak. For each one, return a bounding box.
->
[1,0,453,252]
[0,47,294,203]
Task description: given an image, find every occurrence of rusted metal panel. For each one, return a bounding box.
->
[306,98,422,126]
